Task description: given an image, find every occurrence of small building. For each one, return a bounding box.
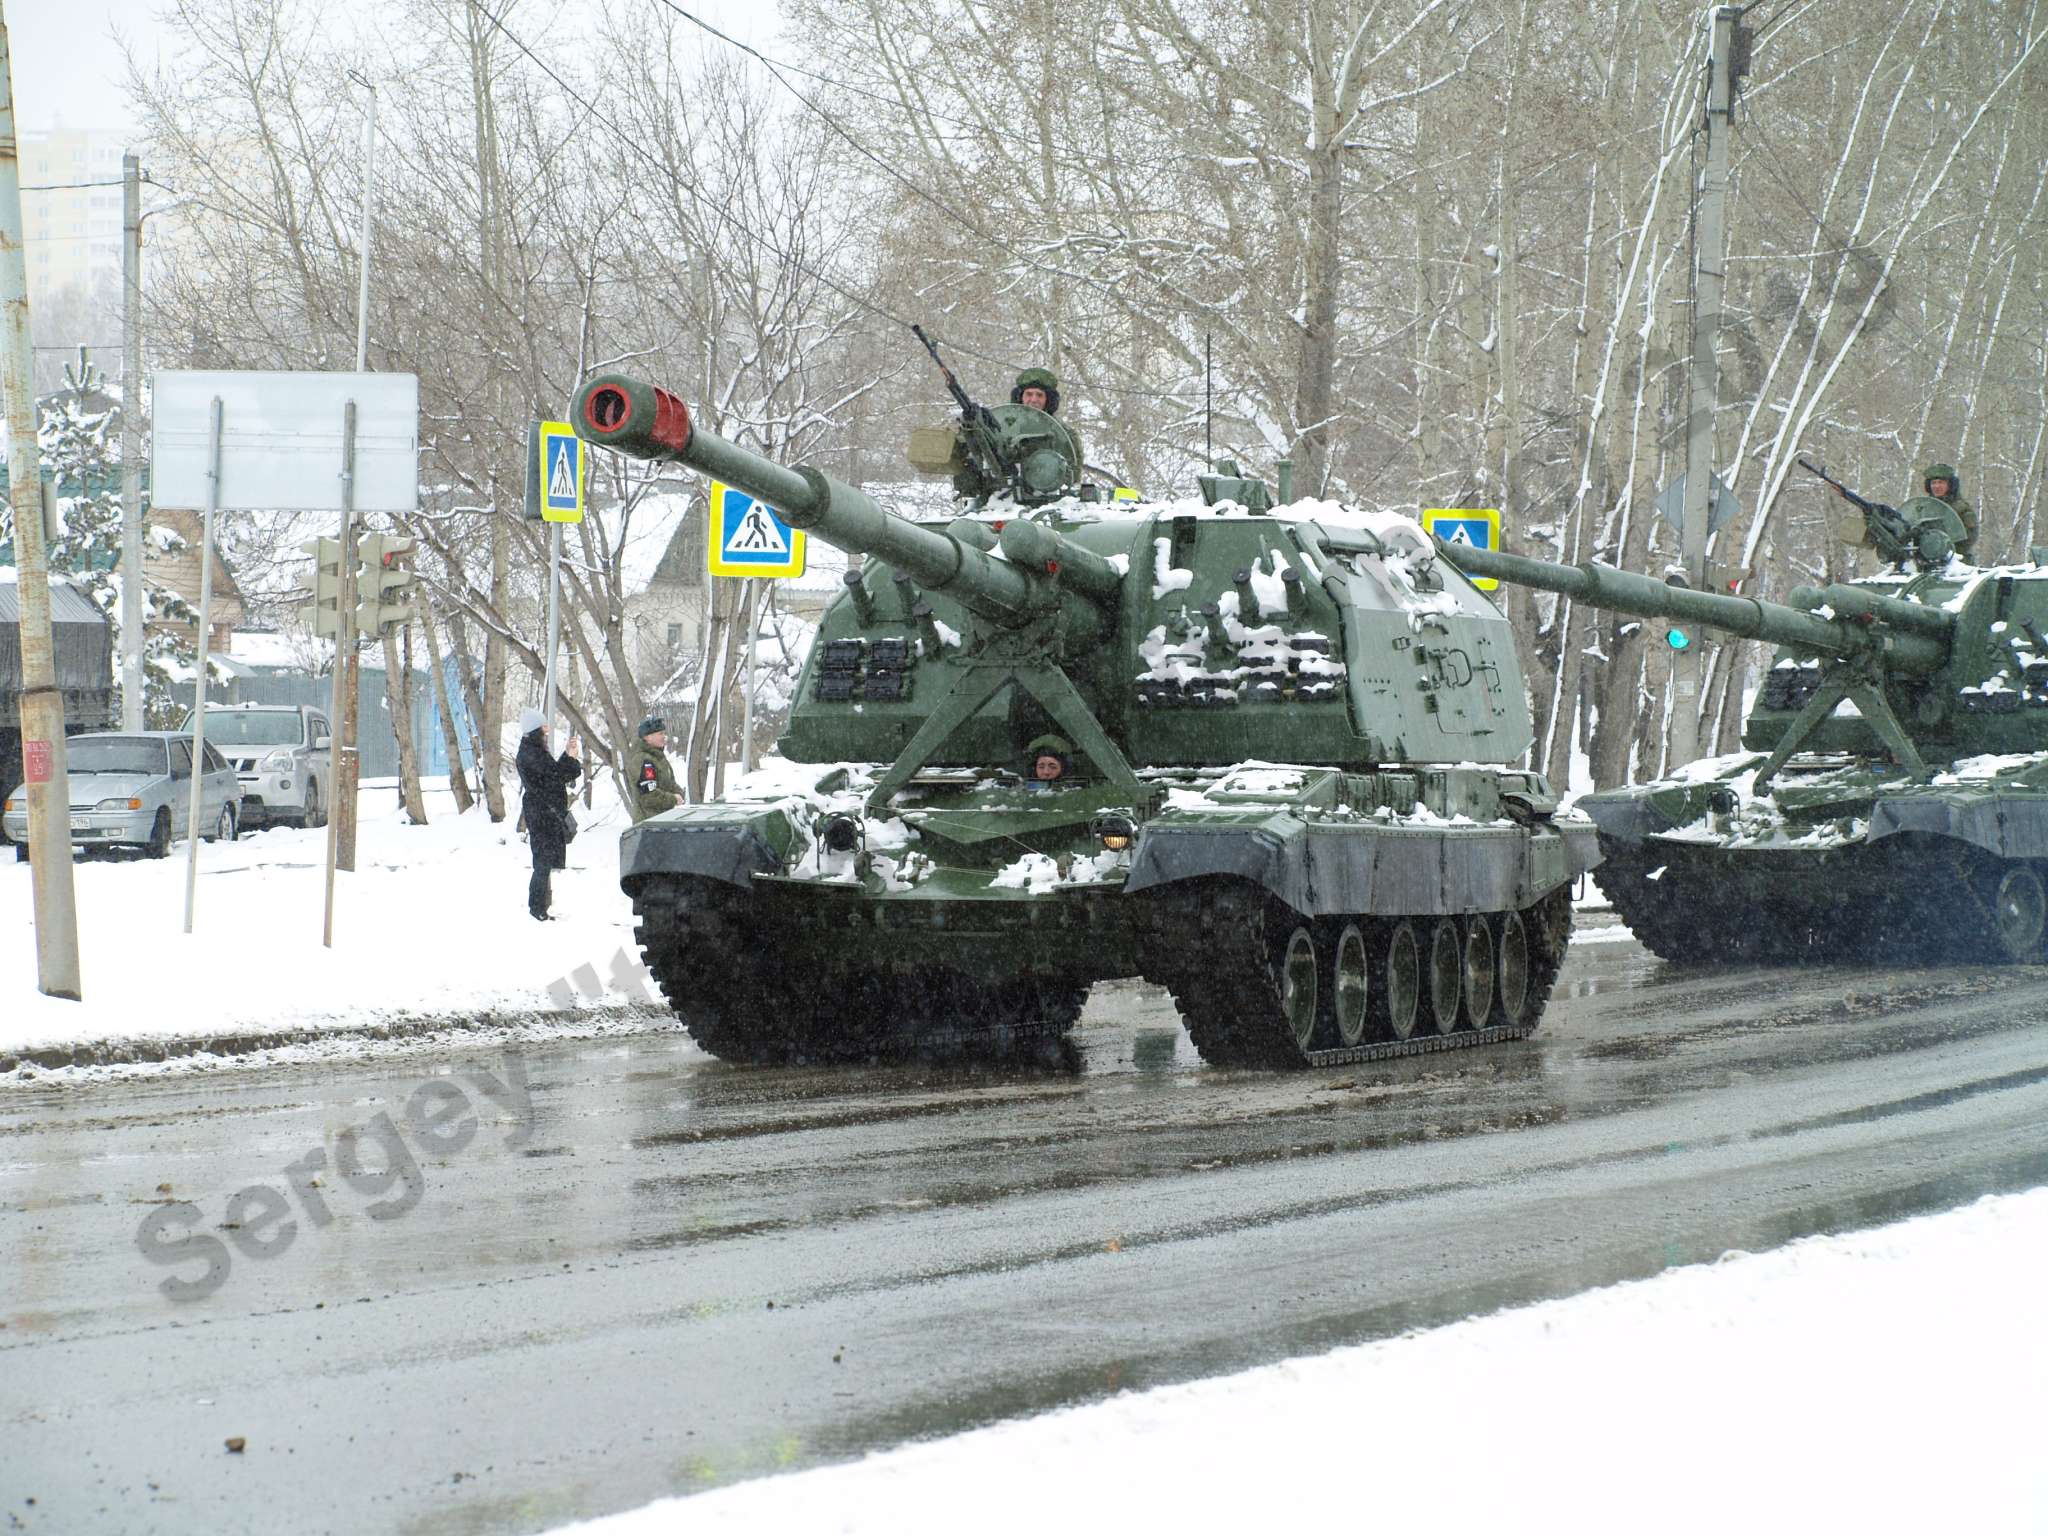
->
[0,574,116,805]
[146,506,246,656]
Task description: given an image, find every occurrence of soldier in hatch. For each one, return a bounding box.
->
[623,715,680,823]
[1918,463,1977,561]
[1010,367,1084,463]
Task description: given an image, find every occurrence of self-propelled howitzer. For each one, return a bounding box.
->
[1437,537,2048,965]
[576,373,1597,1067]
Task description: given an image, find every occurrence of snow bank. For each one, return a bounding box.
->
[1,776,654,1070]
[554,1187,2048,1536]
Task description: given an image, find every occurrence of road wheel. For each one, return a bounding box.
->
[1377,920,1422,1041]
[1461,914,1495,1029]
[1329,922,1370,1047]
[1273,924,1320,1052]
[302,778,324,828]
[1425,918,1463,1035]
[144,809,171,859]
[208,802,237,843]
[1495,909,1532,1025]
[1989,865,2048,962]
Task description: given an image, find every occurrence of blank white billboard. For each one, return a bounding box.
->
[152,371,420,512]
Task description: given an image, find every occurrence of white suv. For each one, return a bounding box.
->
[180,704,332,829]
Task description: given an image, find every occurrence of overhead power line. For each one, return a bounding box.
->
[462,0,1207,405]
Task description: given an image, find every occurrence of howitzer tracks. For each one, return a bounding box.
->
[1595,834,2048,966]
[631,877,1087,1065]
[1141,882,1573,1070]
[633,875,1573,1070]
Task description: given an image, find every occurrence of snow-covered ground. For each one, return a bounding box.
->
[1,775,659,1074]
[555,1187,2048,1536]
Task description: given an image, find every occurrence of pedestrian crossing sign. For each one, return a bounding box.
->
[1422,508,1500,591]
[708,481,806,579]
[538,421,584,524]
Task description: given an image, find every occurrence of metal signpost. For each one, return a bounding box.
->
[180,397,223,935]
[707,482,806,775]
[152,370,419,940]
[533,421,585,749]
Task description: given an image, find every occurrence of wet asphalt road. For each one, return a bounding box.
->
[7,923,2048,1534]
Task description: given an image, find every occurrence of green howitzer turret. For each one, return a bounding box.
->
[1434,536,2048,967]
[571,372,1596,1069]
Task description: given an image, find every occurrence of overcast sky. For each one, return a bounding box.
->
[6,0,785,137]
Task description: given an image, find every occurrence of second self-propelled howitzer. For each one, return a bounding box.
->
[1436,537,2048,965]
[577,372,1597,1068]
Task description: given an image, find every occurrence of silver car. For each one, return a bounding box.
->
[3,732,240,860]
[179,704,332,829]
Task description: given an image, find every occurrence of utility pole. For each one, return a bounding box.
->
[0,5,82,998]
[335,80,377,871]
[120,151,143,732]
[1670,3,1744,769]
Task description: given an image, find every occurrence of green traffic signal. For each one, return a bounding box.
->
[1666,627,1691,650]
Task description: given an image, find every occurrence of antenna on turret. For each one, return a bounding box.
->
[1204,332,1214,468]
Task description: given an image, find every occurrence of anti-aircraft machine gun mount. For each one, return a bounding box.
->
[576,370,1598,1067]
[1436,508,2048,966]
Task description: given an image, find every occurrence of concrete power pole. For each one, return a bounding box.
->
[1670,4,1743,770]
[120,151,143,732]
[0,6,83,999]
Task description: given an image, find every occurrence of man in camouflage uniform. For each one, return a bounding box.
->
[1920,463,1977,561]
[623,715,680,823]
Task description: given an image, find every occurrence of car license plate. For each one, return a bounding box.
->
[70,815,90,831]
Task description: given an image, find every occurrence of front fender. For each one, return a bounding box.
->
[619,803,798,891]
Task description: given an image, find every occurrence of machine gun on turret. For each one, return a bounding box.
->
[905,326,1084,508]
[1795,458,1968,570]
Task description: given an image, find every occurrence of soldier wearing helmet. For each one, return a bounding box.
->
[1919,463,1976,560]
[1011,366,1083,463]
[1011,367,1061,415]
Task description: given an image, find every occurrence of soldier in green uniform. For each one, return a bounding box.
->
[1920,463,1977,561]
[623,715,680,822]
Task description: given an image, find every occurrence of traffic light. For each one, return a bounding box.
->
[299,537,347,639]
[354,534,417,632]
[1706,562,1751,594]
[1665,627,1692,651]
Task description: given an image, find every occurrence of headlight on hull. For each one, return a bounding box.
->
[1090,813,1136,852]
[95,797,144,812]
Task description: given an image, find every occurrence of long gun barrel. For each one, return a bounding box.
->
[911,324,986,425]
[574,374,1114,638]
[1433,539,1952,673]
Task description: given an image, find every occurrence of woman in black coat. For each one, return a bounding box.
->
[515,707,583,920]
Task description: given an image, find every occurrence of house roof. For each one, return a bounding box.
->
[0,576,110,626]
